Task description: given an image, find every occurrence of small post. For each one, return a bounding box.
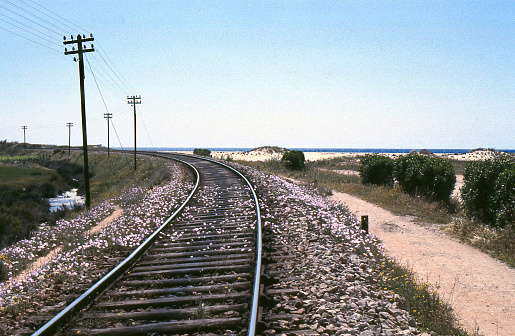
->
[361,215,369,234]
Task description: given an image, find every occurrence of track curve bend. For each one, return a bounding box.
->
[33,152,262,336]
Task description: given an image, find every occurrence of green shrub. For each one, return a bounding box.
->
[193,148,211,157]
[493,168,515,226]
[281,150,305,170]
[359,154,395,187]
[461,155,515,227]
[394,154,456,203]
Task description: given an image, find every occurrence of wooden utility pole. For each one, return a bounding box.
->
[66,122,73,155]
[103,113,112,159]
[22,126,27,150]
[64,33,94,208]
[127,95,141,170]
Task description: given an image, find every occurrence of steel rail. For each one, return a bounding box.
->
[168,152,263,336]
[31,155,200,336]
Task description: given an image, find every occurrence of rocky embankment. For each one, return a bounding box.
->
[240,163,435,336]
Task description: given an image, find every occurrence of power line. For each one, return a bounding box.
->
[110,118,124,150]
[85,54,117,112]
[18,0,89,33]
[138,107,154,149]
[95,43,134,92]
[2,0,135,95]
[87,54,127,95]
[0,25,61,52]
[0,14,63,48]
[0,3,62,36]
[2,0,66,35]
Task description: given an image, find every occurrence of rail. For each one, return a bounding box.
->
[32,155,200,336]
[31,150,263,335]
[158,151,263,336]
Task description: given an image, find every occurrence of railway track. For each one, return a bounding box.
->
[32,152,263,336]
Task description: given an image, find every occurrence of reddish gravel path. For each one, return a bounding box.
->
[331,191,514,336]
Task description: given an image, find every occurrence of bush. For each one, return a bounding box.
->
[193,148,211,157]
[281,150,305,170]
[461,155,515,227]
[394,154,456,203]
[359,154,395,187]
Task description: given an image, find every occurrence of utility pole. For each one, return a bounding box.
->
[127,95,141,170]
[103,113,112,159]
[66,122,73,155]
[64,33,94,208]
[22,126,27,150]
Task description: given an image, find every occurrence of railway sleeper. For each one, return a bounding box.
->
[148,240,253,253]
[142,247,255,260]
[107,281,252,298]
[130,258,254,273]
[160,231,254,242]
[120,273,251,288]
[152,235,254,248]
[69,317,243,336]
[96,291,250,310]
[124,264,253,278]
[82,303,247,321]
[137,252,251,266]
[164,223,254,233]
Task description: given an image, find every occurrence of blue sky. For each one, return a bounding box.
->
[0,1,513,149]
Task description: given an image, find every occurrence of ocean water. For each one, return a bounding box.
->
[135,147,515,154]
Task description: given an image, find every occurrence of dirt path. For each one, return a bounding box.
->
[11,206,123,283]
[331,191,514,336]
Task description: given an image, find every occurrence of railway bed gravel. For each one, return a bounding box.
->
[240,163,434,336]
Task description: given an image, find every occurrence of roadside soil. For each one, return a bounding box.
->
[330,190,514,336]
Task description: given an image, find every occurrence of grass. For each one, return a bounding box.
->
[0,166,54,187]
[337,183,456,224]
[53,150,175,206]
[448,218,515,268]
[0,155,38,163]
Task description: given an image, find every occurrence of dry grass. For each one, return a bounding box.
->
[448,218,515,268]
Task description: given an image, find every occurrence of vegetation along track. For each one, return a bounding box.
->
[31,152,264,336]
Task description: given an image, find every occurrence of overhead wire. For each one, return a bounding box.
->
[2,0,66,35]
[2,0,138,148]
[0,13,63,48]
[18,0,89,34]
[0,25,61,52]
[95,43,134,93]
[0,2,62,36]
[1,0,130,95]
[85,54,126,149]
[110,119,124,150]
[138,107,155,149]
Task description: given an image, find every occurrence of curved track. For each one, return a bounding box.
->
[32,152,262,336]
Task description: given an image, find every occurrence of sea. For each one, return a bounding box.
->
[134,147,515,154]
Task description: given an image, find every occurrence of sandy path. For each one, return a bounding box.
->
[331,192,514,336]
[11,206,123,283]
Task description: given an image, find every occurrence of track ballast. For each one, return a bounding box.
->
[33,153,262,336]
